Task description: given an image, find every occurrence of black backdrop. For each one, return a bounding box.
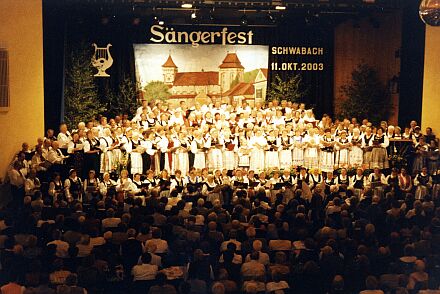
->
[43,2,334,131]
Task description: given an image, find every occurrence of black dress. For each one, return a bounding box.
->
[83,139,101,178]
[71,141,84,177]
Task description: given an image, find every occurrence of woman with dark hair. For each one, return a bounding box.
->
[148,272,177,294]
[67,132,84,179]
[48,172,64,203]
[187,249,214,283]
[83,170,100,203]
[56,273,87,294]
[370,127,389,170]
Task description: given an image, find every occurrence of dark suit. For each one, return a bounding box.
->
[120,237,143,273]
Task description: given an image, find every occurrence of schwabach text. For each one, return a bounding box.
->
[150,25,254,47]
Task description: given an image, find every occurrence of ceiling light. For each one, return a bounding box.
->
[209,7,216,21]
[275,5,286,10]
[240,14,248,26]
[266,11,276,23]
[132,17,141,26]
[158,8,165,26]
[182,3,193,9]
[191,10,197,20]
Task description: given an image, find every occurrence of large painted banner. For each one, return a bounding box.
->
[133,44,269,107]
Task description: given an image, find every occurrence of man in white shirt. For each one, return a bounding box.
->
[144,229,168,254]
[102,208,122,230]
[8,161,25,208]
[41,139,52,160]
[131,253,158,281]
[241,251,266,280]
[25,169,41,197]
[47,141,69,177]
[244,240,270,265]
[47,230,69,258]
[31,145,49,173]
[57,123,71,155]
[220,230,242,252]
[47,141,67,165]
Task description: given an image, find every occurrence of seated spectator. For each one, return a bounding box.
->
[266,271,289,293]
[76,235,93,258]
[148,272,177,294]
[268,251,290,278]
[360,276,385,294]
[216,268,238,293]
[220,229,242,252]
[245,240,270,266]
[144,228,168,254]
[56,273,87,294]
[132,253,158,282]
[241,251,266,281]
[26,273,55,294]
[49,259,71,286]
[0,272,26,294]
[121,228,143,273]
[187,249,214,283]
[407,260,429,291]
[211,282,226,294]
[329,275,346,294]
[143,243,162,267]
[47,230,69,259]
[101,208,121,230]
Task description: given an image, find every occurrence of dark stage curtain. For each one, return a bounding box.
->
[43,0,67,132]
[398,1,425,127]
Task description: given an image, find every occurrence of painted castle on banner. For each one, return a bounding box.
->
[134,44,269,106]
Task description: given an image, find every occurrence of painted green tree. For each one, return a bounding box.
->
[267,74,307,102]
[142,81,171,102]
[339,63,392,125]
[64,46,105,129]
[229,75,241,89]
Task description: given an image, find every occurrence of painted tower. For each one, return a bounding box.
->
[218,52,244,92]
[162,55,178,85]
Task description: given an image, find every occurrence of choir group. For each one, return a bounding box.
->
[7,99,439,205]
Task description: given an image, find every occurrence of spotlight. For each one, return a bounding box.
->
[132,17,141,26]
[158,8,165,26]
[152,14,165,25]
[209,7,216,21]
[182,2,193,9]
[191,10,197,20]
[101,16,110,25]
[240,14,248,26]
[305,11,319,26]
[275,5,286,10]
[266,11,276,23]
